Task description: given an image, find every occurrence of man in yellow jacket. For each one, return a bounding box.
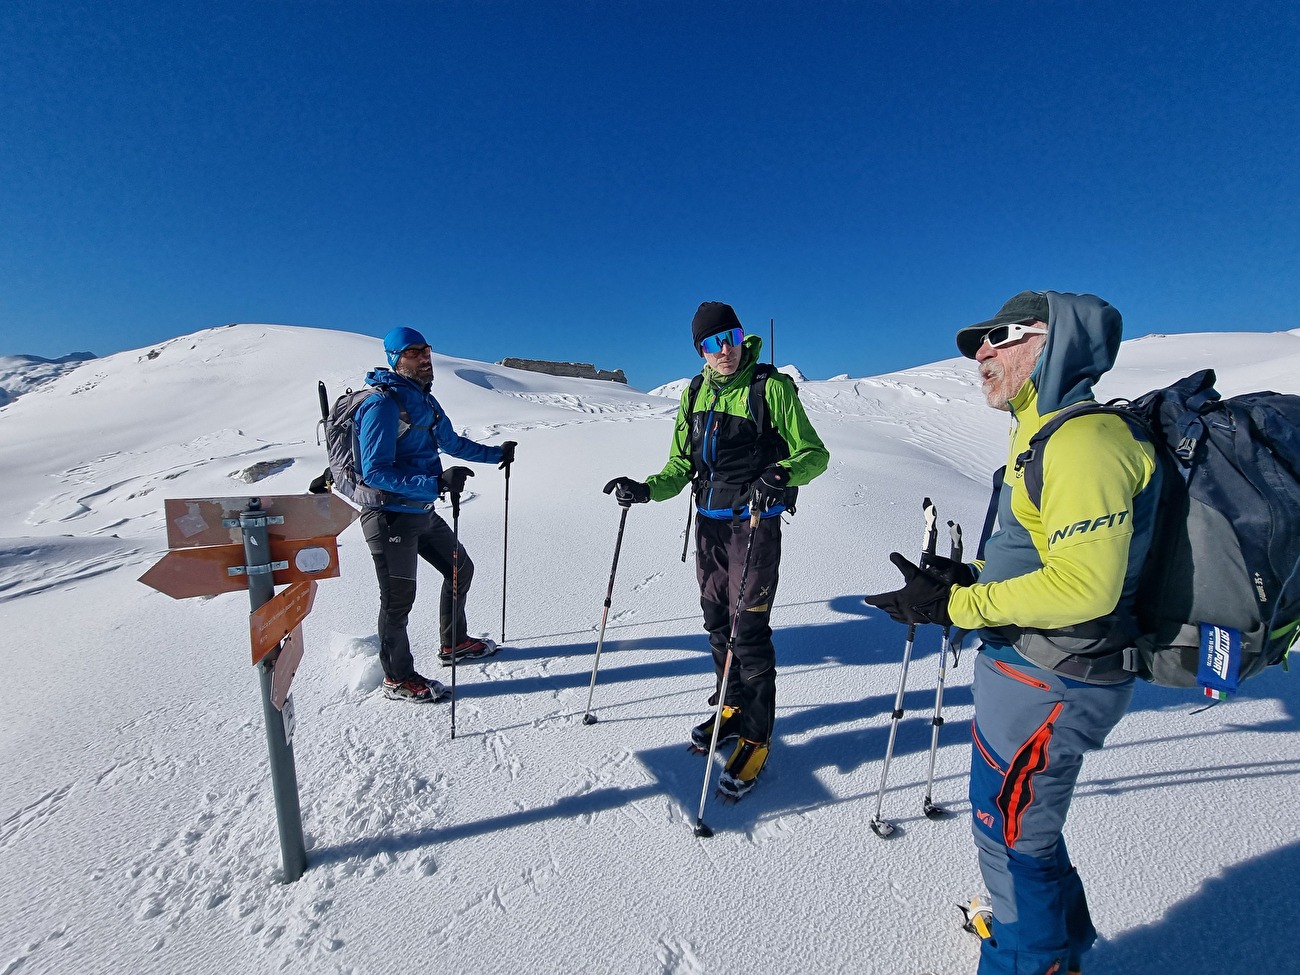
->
[867,291,1160,975]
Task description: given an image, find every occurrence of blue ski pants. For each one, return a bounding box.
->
[969,651,1133,975]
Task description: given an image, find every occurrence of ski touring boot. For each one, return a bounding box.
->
[958,896,993,940]
[689,705,742,751]
[717,737,769,800]
[383,674,451,703]
[438,637,499,666]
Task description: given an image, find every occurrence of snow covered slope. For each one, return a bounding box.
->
[2,323,1298,975]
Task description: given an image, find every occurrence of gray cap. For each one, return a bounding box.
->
[955,291,1049,359]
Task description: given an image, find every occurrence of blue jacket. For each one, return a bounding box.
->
[355,368,503,513]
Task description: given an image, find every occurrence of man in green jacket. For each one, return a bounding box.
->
[605,301,829,797]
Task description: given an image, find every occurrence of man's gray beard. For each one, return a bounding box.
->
[981,365,1012,411]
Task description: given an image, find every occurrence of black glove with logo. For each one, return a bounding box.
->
[439,465,474,497]
[863,552,959,626]
[749,465,789,514]
[498,441,517,470]
[603,476,650,506]
[920,553,977,588]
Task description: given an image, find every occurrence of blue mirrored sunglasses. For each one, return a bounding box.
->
[699,327,743,354]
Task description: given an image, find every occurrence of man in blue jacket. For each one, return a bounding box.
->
[357,326,516,702]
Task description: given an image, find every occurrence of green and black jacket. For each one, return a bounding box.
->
[646,336,829,519]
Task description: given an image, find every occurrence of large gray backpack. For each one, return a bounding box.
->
[318,382,437,509]
[1018,369,1300,698]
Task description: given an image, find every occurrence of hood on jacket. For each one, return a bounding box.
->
[366,366,429,392]
[704,334,764,389]
[1029,291,1123,414]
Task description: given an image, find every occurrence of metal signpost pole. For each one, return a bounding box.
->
[240,499,307,882]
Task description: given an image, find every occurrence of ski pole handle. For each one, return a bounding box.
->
[317,381,329,420]
[948,520,964,562]
[921,497,939,559]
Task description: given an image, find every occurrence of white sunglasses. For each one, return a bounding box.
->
[984,321,1047,349]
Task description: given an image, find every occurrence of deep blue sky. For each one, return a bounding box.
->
[3,0,1297,390]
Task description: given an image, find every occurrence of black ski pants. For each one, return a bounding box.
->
[696,513,782,744]
[361,509,473,681]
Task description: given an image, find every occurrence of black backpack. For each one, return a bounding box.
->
[1017,369,1300,697]
[685,362,798,509]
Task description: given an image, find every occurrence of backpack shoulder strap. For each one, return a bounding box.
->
[358,383,417,438]
[677,373,707,462]
[750,362,773,433]
[1015,402,1147,509]
[687,372,705,407]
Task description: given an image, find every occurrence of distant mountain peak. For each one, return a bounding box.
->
[0,351,98,407]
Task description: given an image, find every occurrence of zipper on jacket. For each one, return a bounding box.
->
[703,387,721,510]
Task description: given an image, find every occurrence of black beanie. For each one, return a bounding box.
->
[691,301,743,350]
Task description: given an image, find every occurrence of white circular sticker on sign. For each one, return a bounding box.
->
[295,546,332,573]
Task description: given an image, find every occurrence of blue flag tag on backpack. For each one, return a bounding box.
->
[1198,623,1243,697]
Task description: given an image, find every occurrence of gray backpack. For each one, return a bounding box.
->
[317,382,437,509]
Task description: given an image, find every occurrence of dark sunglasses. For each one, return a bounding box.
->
[400,345,432,358]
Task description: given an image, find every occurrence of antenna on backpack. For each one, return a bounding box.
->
[770,318,775,365]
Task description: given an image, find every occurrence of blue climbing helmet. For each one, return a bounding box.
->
[383,326,429,367]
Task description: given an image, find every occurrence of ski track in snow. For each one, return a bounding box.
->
[654,934,705,975]
[24,434,309,533]
[0,785,73,850]
[0,536,145,602]
[2,925,71,975]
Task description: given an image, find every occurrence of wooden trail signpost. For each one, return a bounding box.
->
[139,493,357,883]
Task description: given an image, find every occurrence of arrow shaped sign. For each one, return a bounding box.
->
[139,536,341,600]
[164,493,357,549]
[270,624,305,712]
[250,579,317,665]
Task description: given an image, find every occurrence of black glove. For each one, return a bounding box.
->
[749,465,789,513]
[920,553,977,588]
[439,466,474,496]
[498,441,517,470]
[603,476,650,506]
[308,466,332,495]
[863,552,956,626]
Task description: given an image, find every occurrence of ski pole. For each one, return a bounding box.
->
[870,497,939,838]
[680,499,693,563]
[923,520,963,819]
[694,511,762,839]
[581,502,631,725]
[450,489,461,741]
[500,458,511,643]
